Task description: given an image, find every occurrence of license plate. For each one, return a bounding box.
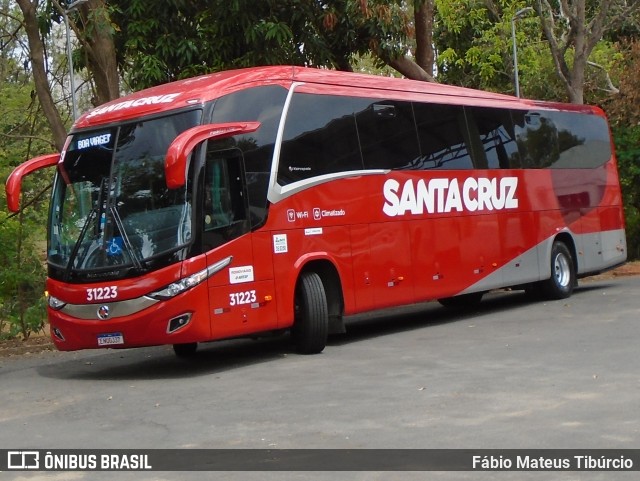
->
[97,333,124,346]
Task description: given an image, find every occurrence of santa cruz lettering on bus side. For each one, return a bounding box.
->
[382,177,519,217]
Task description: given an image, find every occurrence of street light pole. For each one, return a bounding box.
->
[64,0,88,121]
[511,7,534,98]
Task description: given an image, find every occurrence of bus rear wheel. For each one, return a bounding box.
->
[541,242,575,300]
[292,271,329,354]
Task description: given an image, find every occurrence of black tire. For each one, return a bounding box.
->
[292,271,329,354]
[173,342,198,358]
[541,242,575,300]
[438,291,484,309]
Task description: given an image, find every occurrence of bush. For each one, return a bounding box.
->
[0,213,47,340]
[612,126,640,260]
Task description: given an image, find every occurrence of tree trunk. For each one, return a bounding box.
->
[388,55,435,82]
[534,0,638,104]
[414,0,435,77]
[16,0,67,151]
[79,0,120,104]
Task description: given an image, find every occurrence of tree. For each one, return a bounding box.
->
[15,0,67,150]
[14,0,120,152]
[414,0,436,77]
[51,0,120,105]
[604,39,640,259]
[0,8,51,338]
[434,0,534,92]
[534,0,640,104]
[113,0,434,91]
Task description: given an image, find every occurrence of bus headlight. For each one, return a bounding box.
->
[48,295,67,310]
[148,269,209,300]
[148,256,232,300]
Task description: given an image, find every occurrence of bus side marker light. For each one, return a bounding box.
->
[251,296,274,309]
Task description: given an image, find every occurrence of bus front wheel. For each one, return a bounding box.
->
[292,271,329,354]
[541,242,575,300]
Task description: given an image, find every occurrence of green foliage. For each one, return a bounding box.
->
[113,0,413,89]
[0,211,47,340]
[0,75,52,339]
[434,0,519,91]
[612,126,640,260]
[433,0,625,103]
[603,39,640,260]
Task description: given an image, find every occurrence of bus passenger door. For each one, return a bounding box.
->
[202,147,277,339]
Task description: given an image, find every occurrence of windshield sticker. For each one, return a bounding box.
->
[229,265,255,284]
[107,237,123,256]
[273,234,288,254]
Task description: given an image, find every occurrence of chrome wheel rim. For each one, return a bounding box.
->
[553,253,571,288]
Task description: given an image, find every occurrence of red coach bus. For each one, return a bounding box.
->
[5,66,627,356]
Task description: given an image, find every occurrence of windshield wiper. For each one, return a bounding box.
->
[63,206,98,281]
[109,206,146,272]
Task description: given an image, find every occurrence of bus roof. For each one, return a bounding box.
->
[73,65,602,130]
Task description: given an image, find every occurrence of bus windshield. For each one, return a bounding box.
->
[48,110,201,280]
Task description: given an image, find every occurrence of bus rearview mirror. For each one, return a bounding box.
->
[164,121,260,189]
[5,153,60,213]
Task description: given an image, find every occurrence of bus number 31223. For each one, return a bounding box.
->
[229,290,257,306]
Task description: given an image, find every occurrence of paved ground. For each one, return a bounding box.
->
[0,275,639,481]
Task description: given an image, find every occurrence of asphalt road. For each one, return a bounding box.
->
[1,276,639,481]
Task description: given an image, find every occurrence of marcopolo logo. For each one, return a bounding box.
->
[382,176,519,217]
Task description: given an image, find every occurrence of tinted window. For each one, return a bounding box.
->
[211,85,287,225]
[202,147,250,251]
[511,110,611,169]
[412,103,474,170]
[278,94,368,185]
[357,101,421,170]
[467,107,521,169]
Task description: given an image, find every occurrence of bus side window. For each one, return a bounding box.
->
[203,148,250,250]
[412,103,474,170]
[278,93,367,185]
[512,110,561,168]
[538,110,611,169]
[357,101,421,170]
[466,107,521,169]
[210,85,289,227]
